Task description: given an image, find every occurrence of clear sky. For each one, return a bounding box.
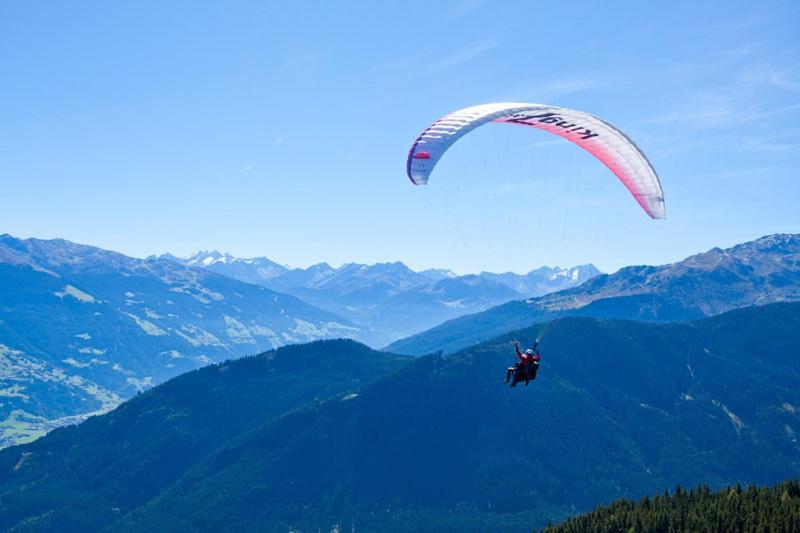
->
[2,1,798,274]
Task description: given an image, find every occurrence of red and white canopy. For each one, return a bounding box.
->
[407,103,666,219]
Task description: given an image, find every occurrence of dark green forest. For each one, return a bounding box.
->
[545,480,800,533]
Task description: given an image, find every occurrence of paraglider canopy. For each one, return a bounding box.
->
[406,102,666,219]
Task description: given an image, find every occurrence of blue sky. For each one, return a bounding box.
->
[2,0,798,274]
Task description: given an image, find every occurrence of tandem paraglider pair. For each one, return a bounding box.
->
[406,102,666,389]
[505,341,540,388]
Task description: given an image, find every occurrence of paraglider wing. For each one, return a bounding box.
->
[406,103,666,219]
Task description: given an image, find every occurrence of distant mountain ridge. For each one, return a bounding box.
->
[479,264,601,296]
[178,250,289,285]
[0,235,361,448]
[161,251,601,345]
[388,234,800,355]
[173,250,599,297]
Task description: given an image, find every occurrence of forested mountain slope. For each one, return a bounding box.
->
[2,303,798,531]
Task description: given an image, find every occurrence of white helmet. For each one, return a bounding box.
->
[525,349,534,355]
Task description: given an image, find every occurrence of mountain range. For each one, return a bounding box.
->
[388,234,800,355]
[0,235,361,448]
[2,303,798,532]
[0,236,598,449]
[161,251,601,345]
[2,233,797,450]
